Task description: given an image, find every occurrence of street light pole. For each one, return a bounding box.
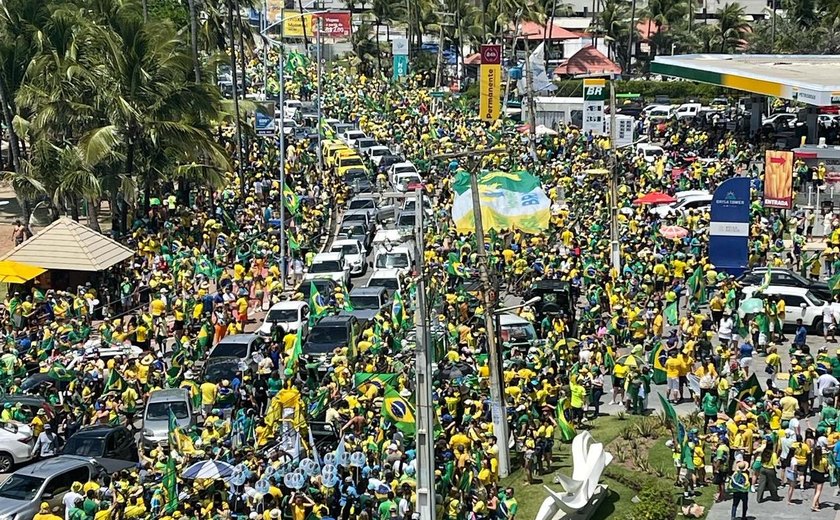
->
[608,77,620,273]
[412,188,436,520]
[316,16,324,172]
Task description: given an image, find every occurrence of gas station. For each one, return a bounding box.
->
[651,54,840,169]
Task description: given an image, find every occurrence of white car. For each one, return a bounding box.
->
[388,162,418,185]
[636,143,665,163]
[762,113,798,129]
[303,252,351,286]
[258,301,310,337]
[741,285,840,331]
[366,268,405,293]
[330,238,366,275]
[0,420,34,471]
[341,130,368,148]
[818,114,838,127]
[373,245,413,272]
[650,193,713,218]
[369,145,391,166]
[394,171,423,192]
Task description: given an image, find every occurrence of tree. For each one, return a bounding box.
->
[598,0,631,65]
[714,3,750,52]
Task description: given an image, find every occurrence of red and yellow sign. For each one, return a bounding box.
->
[479,44,501,121]
[764,150,794,209]
[277,10,352,40]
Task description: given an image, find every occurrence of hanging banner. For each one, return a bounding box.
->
[281,10,313,38]
[255,101,276,136]
[479,44,502,121]
[763,150,794,209]
[392,38,408,81]
[583,78,606,135]
[710,177,750,276]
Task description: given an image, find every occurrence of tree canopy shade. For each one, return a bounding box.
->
[0,0,233,234]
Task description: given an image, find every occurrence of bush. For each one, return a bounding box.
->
[619,480,678,520]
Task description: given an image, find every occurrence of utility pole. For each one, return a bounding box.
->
[501,13,523,114]
[278,24,287,280]
[608,77,620,272]
[316,15,323,172]
[434,13,454,90]
[412,188,436,520]
[626,0,637,72]
[522,36,537,160]
[435,148,510,477]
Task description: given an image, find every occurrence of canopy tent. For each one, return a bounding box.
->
[0,260,46,284]
[0,217,133,271]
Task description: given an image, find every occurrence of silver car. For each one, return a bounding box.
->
[0,455,102,520]
[141,388,195,449]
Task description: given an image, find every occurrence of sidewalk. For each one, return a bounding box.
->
[705,491,840,520]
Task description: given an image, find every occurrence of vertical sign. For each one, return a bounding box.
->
[255,101,276,136]
[710,177,750,276]
[583,78,606,135]
[392,37,408,81]
[763,150,794,209]
[479,44,502,121]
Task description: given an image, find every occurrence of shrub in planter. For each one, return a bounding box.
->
[619,480,677,520]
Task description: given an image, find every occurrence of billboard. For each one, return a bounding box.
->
[279,10,351,40]
[710,177,750,276]
[583,78,606,135]
[763,150,794,209]
[255,101,276,136]
[479,44,501,121]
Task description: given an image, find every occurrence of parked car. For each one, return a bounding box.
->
[303,316,363,370]
[207,334,264,365]
[258,301,310,337]
[62,425,139,464]
[340,286,389,321]
[736,268,831,301]
[0,455,104,519]
[303,252,351,286]
[0,420,35,472]
[141,388,196,449]
[741,285,840,331]
[201,357,244,386]
[330,238,367,275]
[650,193,713,218]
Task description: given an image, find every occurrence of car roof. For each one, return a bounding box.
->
[13,455,94,478]
[343,209,371,216]
[498,313,533,326]
[349,287,387,297]
[331,238,362,247]
[69,425,121,439]
[369,268,402,278]
[267,301,308,310]
[314,315,355,326]
[0,395,46,405]
[147,388,190,402]
[370,145,389,150]
[392,162,415,168]
[218,333,257,343]
[743,285,809,296]
[313,252,343,262]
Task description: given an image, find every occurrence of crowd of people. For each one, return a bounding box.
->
[2,49,840,520]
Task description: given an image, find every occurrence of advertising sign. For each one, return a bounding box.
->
[255,101,276,136]
[317,12,351,39]
[280,11,351,40]
[392,37,408,81]
[583,78,606,135]
[710,177,750,276]
[479,44,501,121]
[763,150,794,209]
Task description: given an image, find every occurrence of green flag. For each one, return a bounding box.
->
[163,454,178,513]
[726,373,763,416]
[391,290,407,329]
[658,393,679,430]
[283,182,300,214]
[382,386,416,435]
[103,369,127,393]
[830,272,840,295]
[47,362,75,382]
[556,397,576,441]
[687,266,707,304]
[354,373,398,389]
[308,389,329,418]
[309,282,329,327]
[447,252,468,277]
[664,301,679,325]
[288,233,301,251]
[285,327,303,371]
[648,340,667,385]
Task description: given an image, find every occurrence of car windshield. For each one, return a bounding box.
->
[333,244,359,255]
[376,253,409,269]
[210,342,248,358]
[146,401,189,421]
[344,169,367,180]
[398,215,416,228]
[310,261,342,273]
[306,326,348,351]
[63,436,105,457]
[501,324,537,343]
[357,139,375,148]
[341,225,366,237]
[368,278,398,291]
[348,199,375,210]
[0,474,44,500]
[371,148,388,156]
[343,214,367,224]
[266,309,299,322]
[353,296,382,310]
[808,291,826,305]
[205,362,239,383]
[340,157,363,167]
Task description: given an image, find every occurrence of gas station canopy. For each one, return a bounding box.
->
[651,54,840,107]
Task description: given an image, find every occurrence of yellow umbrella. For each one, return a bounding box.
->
[0,260,46,284]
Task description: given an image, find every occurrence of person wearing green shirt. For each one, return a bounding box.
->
[501,488,519,520]
[378,492,397,520]
[702,392,720,434]
[569,376,587,424]
[82,490,99,520]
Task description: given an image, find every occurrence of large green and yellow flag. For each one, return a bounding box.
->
[354,373,398,390]
[382,386,416,435]
[103,369,127,393]
[648,340,667,385]
[283,182,300,214]
[451,170,551,234]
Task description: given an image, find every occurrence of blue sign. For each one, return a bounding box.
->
[709,177,750,276]
[393,55,408,81]
[255,101,276,136]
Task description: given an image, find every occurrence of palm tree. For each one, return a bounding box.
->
[598,0,630,64]
[715,3,749,52]
[644,0,686,54]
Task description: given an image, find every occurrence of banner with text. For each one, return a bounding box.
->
[479,44,501,121]
[255,101,276,136]
[392,38,408,81]
[280,10,351,40]
[763,150,794,209]
[583,78,606,135]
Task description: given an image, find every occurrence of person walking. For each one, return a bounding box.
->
[811,445,829,511]
[728,460,751,520]
[754,444,781,503]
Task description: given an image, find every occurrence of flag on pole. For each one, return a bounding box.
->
[556,397,576,441]
[664,301,679,325]
[757,267,772,293]
[391,290,407,330]
[103,369,127,393]
[658,393,679,430]
[382,386,416,435]
[648,340,667,385]
[283,182,300,214]
[163,455,178,513]
[285,327,303,371]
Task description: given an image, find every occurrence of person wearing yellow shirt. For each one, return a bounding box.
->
[199,380,218,416]
[33,502,62,520]
[664,350,682,403]
[149,297,166,318]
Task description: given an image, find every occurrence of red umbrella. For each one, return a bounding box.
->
[633,192,676,205]
[660,225,689,239]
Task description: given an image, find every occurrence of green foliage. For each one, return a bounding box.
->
[619,480,678,520]
[148,0,189,28]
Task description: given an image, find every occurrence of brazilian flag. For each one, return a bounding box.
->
[391,290,408,330]
[283,182,300,215]
[648,340,667,385]
[830,272,840,295]
[556,397,576,441]
[103,369,126,392]
[446,252,467,277]
[288,233,301,252]
[354,373,398,390]
[285,327,303,371]
[47,362,75,382]
[726,373,763,416]
[664,301,679,325]
[382,386,416,435]
[309,282,329,327]
[308,389,329,418]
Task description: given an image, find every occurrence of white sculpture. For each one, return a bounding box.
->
[534,431,612,520]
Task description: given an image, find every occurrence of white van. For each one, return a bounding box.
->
[675,103,702,120]
[636,143,665,163]
[373,245,414,272]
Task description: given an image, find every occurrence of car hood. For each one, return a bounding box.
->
[0,497,33,516]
